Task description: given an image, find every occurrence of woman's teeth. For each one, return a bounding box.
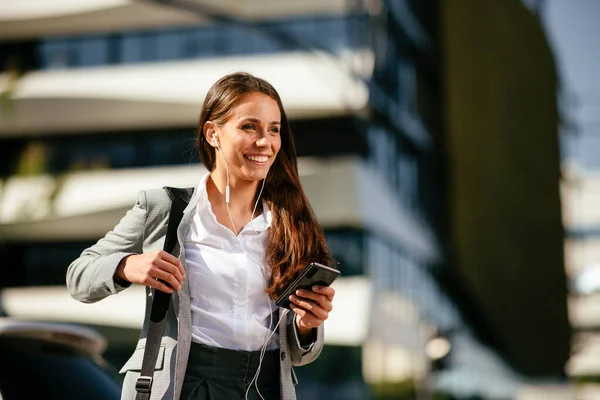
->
[245,155,268,162]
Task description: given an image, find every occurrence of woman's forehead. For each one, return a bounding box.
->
[230,93,281,120]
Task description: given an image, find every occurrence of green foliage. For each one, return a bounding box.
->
[0,57,24,117]
[370,379,455,400]
[371,379,416,399]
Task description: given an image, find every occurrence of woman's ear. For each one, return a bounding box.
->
[203,121,217,148]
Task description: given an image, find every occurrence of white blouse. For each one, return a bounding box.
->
[184,173,279,351]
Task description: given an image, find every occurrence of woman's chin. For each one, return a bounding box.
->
[238,170,268,183]
[241,165,271,181]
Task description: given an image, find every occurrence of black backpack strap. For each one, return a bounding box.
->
[135,186,193,400]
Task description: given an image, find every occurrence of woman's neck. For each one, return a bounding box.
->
[207,170,259,216]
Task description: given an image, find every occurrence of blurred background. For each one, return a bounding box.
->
[0,0,598,398]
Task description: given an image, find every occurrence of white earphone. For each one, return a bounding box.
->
[211,132,230,203]
[211,129,276,400]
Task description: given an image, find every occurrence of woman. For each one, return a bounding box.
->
[67,72,336,400]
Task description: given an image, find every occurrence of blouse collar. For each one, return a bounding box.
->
[195,172,272,232]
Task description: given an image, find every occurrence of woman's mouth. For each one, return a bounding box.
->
[244,155,270,164]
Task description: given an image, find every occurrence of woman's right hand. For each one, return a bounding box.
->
[114,250,185,293]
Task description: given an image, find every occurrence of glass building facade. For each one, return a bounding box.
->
[0,1,523,398]
[0,14,369,73]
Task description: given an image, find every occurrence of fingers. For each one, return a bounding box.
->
[146,251,184,288]
[149,277,177,294]
[290,303,323,327]
[154,257,185,286]
[158,250,186,279]
[290,294,329,319]
[149,264,183,291]
[290,285,336,329]
[290,304,321,328]
[313,285,335,301]
[122,251,185,292]
[294,287,334,312]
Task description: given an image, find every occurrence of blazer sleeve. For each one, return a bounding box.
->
[66,191,148,304]
[286,311,325,366]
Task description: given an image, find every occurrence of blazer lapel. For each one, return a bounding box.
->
[172,187,199,398]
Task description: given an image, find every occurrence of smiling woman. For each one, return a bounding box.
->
[196,73,333,299]
[203,92,282,193]
[67,72,337,400]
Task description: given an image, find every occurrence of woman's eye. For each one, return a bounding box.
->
[270,127,280,134]
[242,124,256,130]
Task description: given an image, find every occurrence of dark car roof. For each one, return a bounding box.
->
[0,317,107,357]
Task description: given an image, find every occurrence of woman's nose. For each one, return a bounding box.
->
[256,136,269,147]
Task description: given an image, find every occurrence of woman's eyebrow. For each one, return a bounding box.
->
[240,117,280,125]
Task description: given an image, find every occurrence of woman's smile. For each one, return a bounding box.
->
[244,154,271,165]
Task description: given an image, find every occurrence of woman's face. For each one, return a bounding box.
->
[210,92,282,183]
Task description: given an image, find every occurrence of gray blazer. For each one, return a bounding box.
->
[66,188,324,400]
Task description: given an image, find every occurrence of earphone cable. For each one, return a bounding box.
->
[214,134,278,400]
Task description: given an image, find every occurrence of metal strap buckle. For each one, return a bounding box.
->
[135,376,153,393]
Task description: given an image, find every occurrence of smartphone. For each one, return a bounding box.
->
[275,262,340,309]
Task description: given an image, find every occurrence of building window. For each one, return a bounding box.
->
[295,345,370,400]
[79,35,109,67]
[1,242,96,287]
[325,229,365,276]
[0,130,197,177]
[40,39,72,69]
[367,122,422,214]
[365,234,459,329]
[120,34,144,64]
[36,14,371,70]
[180,26,219,58]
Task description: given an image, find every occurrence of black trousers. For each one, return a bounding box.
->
[181,342,281,400]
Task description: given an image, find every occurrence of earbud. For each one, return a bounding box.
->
[211,132,230,203]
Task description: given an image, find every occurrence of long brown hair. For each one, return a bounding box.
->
[197,72,333,298]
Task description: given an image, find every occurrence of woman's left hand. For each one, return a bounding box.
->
[290,285,335,334]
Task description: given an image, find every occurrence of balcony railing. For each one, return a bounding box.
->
[33,14,370,71]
